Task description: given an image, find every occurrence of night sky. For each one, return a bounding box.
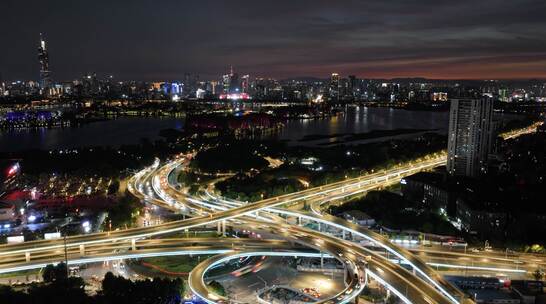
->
[2,0,546,81]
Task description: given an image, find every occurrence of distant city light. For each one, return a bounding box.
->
[219,93,250,100]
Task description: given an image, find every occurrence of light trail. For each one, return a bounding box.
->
[0,156,465,304]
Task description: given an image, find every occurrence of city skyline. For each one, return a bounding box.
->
[0,1,545,304]
[2,0,546,81]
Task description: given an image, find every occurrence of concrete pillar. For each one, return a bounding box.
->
[318,222,321,232]
[131,239,136,251]
[342,230,346,239]
[79,244,85,256]
[25,252,30,262]
[297,217,301,226]
[222,220,226,236]
[321,252,324,269]
[217,221,221,234]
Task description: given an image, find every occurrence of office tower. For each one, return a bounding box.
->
[229,71,239,93]
[241,74,250,93]
[330,73,340,100]
[222,66,241,94]
[209,80,218,95]
[348,75,357,97]
[447,98,494,177]
[222,73,231,94]
[38,33,51,94]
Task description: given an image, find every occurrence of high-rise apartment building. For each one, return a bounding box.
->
[447,98,494,177]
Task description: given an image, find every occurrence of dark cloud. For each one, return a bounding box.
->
[1,0,545,80]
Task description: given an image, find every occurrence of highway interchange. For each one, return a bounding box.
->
[0,152,544,304]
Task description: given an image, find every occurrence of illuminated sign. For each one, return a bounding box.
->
[219,93,250,100]
[7,236,24,244]
[44,232,61,240]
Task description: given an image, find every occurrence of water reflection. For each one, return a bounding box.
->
[0,107,455,152]
[278,106,450,142]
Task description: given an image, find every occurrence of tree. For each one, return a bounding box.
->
[0,285,28,304]
[107,180,120,195]
[100,272,183,304]
[101,271,133,299]
[207,280,226,297]
[387,295,399,304]
[191,145,268,173]
[26,277,87,304]
[107,193,142,229]
[42,263,67,283]
[532,269,544,281]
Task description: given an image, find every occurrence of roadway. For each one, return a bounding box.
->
[0,153,538,304]
[154,157,471,304]
[0,156,462,304]
[0,152,530,304]
[0,124,542,303]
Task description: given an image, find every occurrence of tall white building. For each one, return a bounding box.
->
[447,98,494,177]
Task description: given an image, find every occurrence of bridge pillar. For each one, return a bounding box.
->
[342,230,346,240]
[79,244,85,256]
[318,222,321,232]
[25,252,30,262]
[222,220,226,236]
[297,217,301,226]
[131,239,136,251]
[217,222,221,234]
[321,252,324,269]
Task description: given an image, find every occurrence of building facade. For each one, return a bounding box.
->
[38,33,51,95]
[447,98,494,177]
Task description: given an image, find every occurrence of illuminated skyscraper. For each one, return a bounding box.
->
[241,74,250,93]
[38,33,51,94]
[222,66,240,94]
[330,73,340,100]
[447,98,494,177]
